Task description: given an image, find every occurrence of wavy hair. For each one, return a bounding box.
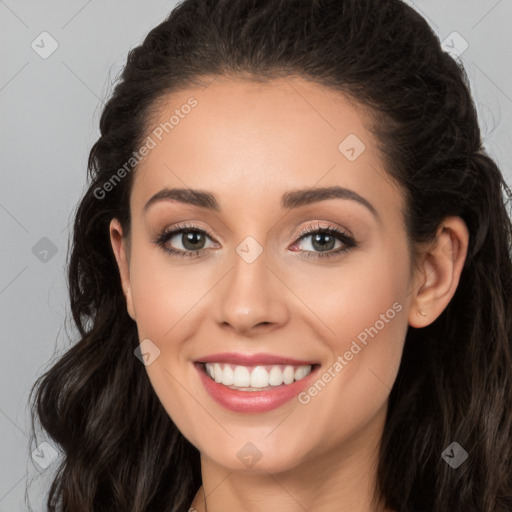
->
[28,0,512,510]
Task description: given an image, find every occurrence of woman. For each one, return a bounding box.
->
[29,0,512,510]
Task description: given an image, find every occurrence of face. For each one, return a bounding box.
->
[110,76,421,474]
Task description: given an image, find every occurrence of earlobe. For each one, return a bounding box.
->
[109,218,136,320]
[408,217,469,328]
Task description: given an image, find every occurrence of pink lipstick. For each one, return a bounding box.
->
[193,353,320,413]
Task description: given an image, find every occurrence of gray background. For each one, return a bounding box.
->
[0,1,511,510]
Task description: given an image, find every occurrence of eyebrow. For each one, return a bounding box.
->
[143,186,378,218]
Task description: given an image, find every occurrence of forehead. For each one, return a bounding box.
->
[130,76,403,219]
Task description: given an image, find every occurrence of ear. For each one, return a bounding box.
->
[408,216,469,327]
[109,218,136,320]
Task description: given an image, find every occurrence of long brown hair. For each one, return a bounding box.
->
[28,0,512,510]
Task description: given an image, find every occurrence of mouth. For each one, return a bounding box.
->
[194,361,321,391]
[193,359,322,413]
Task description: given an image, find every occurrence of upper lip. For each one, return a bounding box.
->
[195,352,319,366]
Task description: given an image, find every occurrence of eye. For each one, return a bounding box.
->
[290,221,357,260]
[152,223,218,259]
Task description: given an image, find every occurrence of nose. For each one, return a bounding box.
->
[213,247,290,336]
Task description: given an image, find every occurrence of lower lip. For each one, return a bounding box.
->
[194,362,320,413]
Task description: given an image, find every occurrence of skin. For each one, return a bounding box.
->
[109,76,469,512]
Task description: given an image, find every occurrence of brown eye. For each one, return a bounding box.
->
[153,224,217,258]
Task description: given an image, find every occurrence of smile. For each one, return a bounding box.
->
[204,362,313,390]
[194,361,321,413]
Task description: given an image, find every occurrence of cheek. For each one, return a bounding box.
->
[287,247,408,353]
[331,264,406,350]
[128,246,214,338]
[293,246,409,414]
[294,281,408,454]
[127,248,202,428]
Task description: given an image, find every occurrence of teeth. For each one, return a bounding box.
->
[250,366,269,388]
[234,366,250,387]
[222,365,234,385]
[283,366,295,385]
[204,363,313,390]
[269,366,283,386]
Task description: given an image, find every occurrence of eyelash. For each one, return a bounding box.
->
[152,221,357,260]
